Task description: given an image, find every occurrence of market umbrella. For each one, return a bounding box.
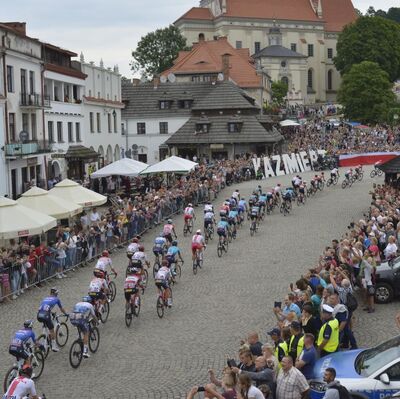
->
[17,186,83,219]
[0,196,57,239]
[49,179,107,207]
[279,119,300,127]
[90,158,148,178]
[140,155,198,175]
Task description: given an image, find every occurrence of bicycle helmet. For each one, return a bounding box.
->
[162,259,169,268]
[132,237,139,243]
[138,245,145,252]
[24,320,34,329]
[50,287,59,296]
[172,240,178,246]
[102,250,109,257]
[127,265,139,275]
[82,295,92,303]
[196,229,202,234]
[19,364,33,378]
[126,251,133,259]
[188,203,193,207]
[94,269,105,279]
[167,219,172,224]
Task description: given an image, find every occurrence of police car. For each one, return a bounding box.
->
[310,335,400,399]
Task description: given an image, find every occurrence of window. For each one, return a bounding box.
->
[57,121,63,142]
[195,123,210,133]
[327,70,333,90]
[159,100,170,109]
[137,122,146,134]
[22,113,29,133]
[198,33,205,41]
[96,112,101,133]
[191,76,201,83]
[9,113,16,142]
[48,121,54,143]
[97,91,100,98]
[228,122,242,133]
[308,44,314,57]
[327,48,333,59]
[159,122,168,134]
[6,65,14,92]
[75,122,81,142]
[236,41,242,49]
[68,122,73,142]
[29,71,35,94]
[178,100,192,109]
[31,114,37,140]
[89,112,94,133]
[203,75,212,82]
[281,76,289,87]
[254,41,261,54]
[20,69,27,95]
[108,113,112,133]
[281,61,287,68]
[290,43,297,52]
[308,69,314,89]
[386,362,400,381]
[113,112,117,133]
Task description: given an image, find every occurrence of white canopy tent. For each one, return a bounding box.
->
[279,119,300,127]
[90,158,148,179]
[17,186,83,219]
[0,196,57,239]
[140,156,198,175]
[49,179,107,208]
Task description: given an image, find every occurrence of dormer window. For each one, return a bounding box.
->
[178,100,193,109]
[159,100,171,109]
[195,123,210,133]
[228,122,242,133]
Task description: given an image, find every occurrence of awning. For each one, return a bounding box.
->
[140,155,198,175]
[65,145,99,160]
[280,119,300,127]
[90,158,148,178]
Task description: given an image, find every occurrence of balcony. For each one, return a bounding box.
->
[4,140,53,157]
[20,93,51,108]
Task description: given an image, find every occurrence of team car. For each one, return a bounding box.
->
[374,257,400,304]
[310,335,400,399]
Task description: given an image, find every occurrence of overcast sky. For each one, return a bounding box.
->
[2,0,398,78]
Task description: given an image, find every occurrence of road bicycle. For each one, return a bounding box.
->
[155,281,172,318]
[192,248,204,275]
[125,287,141,328]
[280,200,290,216]
[297,192,306,206]
[341,176,353,189]
[106,271,117,302]
[183,217,194,237]
[69,320,100,368]
[204,223,214,243]
[169,259,183,284]
[250,218,258,236]
[326,174,339,187]
[37,313,69,359]
[317,179,325,191]
[3,344,45,391]
[152,249,165,278]
[370,166,383,178]
[90,295,110,324]
[217,235,228,257]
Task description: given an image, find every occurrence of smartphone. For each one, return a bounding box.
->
[197,387,206,392]
[274,301,282,309]
[227,358,237,368]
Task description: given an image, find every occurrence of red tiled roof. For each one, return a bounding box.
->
[161,37,262,89]
[321,0,357,32]
[176,7,214,22]
[45,63,87,80]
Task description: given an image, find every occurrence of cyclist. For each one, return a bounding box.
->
[248,191,258,207]
[238,197,247,220]
[163,219,177,244]
[36,288,68,352]
[259,192,267,215]
[219,201,230,218]
[95,250,117,278]
[229,196,237,209]
[330,167,339,180]
[217,217,229,242]
[191,229,206,262]
[298,180,306,202]
[266,190,274,210]
[3,364,40,399]
[127,237,140,255]
[250,201,261,224]
[155,259,173,307]
[232,189,240,202]
[273,183,282,201]
[204,207,215,232]
[153,232,167,260]
[228,206,238,238]
[354,164,362,178]
[255,185,262,196]
[88,269,109,309]
[204,201,214,213]
[124,264,144,311]
[8,320,39,367]
[183,203,195,228]
[165,240,184,276]
[70,296,98,358]
[285,186,296,200]
[344,168,353,182]
[282,189,293,209]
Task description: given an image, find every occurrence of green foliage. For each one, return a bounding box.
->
[335,16,400,82]
[271,81,288,105]
[388,107,400,125]
[365,6,400,22]
[337,61,396,123]
[131,25,189,78]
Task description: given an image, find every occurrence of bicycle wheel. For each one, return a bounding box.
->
[188,221,193,234]
[228,231,233,243]
[3,366,18,392]
[56,322,69,347]
[217,243,223,257]
[183,224,188,237]
[37,333,50,359]
[108,281,117,302]
[297,196,301,206]
[89,326,100,353]
[142,269,148,290]
[250,222,255,236]
[193,259,198,275]
[370,170,376,178]
[125,305,133,328]
[156,296,164,318]
[153,259,160,278]
[69,339,83,368]
[100,302,110,323]
[175,263,182,280]
[378,169,383,176]
[326,179,332,187]
[358,172,363,182]
[32,350,45,380]
[341,180,347,189]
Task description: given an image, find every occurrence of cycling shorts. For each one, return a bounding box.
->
[70,317,89,334]
[153,246,164,256]
[299,188,305,194]
[88,291,106,301]
[9,346,29,360]
[184,214,193,221]
[124,287,139,302]
[228,218,236,226]
[37,311,54,330]
[191,243,203,254]
[238,206,245,213]
[217,228,226,237]
[164,233,173,243]
[155,279,169,290]
[166,254,176,265]
[204,220,213,229]
[250,213,258,220]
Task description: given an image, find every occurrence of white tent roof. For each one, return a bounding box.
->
[140,156,198,175]
[17,186,83,219]
[49,179,107,207]
[0,196,57,239]
[90,158,148,178]
[280,119,300,127]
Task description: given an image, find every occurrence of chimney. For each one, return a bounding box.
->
[132,78,140,86]
[153,76,160,89]
[3,22,26,35]
[221,53,231,81]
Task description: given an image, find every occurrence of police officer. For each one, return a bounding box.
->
[317,304,339,357]
[288,321,304,363]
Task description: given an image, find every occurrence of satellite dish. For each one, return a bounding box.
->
[19,130,29,143]
[160,75,167,84]
[217,73,224,81]
[167,73,176,83]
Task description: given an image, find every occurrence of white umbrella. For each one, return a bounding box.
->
[17,186,83,219]
[49,179,107,208]
[0,196,57,239]
[140,156,198,175]
[90,158,148,179]
[280,119,300,127]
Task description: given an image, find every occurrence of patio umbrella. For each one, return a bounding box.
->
[279,119,300,127]
[90,158,148,178]
[49,179,107,208]
[17,186,83,219]
[140,156,198,175]
[0,196,57,239]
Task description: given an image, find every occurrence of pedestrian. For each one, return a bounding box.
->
[322,367,350,399]
[295,333,317,380]
[317,304,339,357]
[237,373,265,399]
[276,356,309,399]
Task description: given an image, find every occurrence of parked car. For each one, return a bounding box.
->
[374,256,400,304]
[310,335,400,399]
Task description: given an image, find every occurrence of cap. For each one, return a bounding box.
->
[267,328,281,336]
[290,321,302,330]
[322,304,334,313]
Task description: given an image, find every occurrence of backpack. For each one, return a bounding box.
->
[330,384,352,399]
[345,291,358,312]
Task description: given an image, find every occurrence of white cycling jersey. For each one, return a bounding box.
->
[204,204,213,212]
[89,277,108,293]
[192,234,205,245]
[4,376,37,399]
[274,186,281,193]
[155,267,170,281]
[127,242,140,253]
[95,256,112,272]
[232,191,240,199]
[184,206,194,216]
[331,168,338,175]
[124,275,140,289]
[204,211,214,221]
[133,251,148,264]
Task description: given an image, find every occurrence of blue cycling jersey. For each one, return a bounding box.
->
[217,221,229,230]
[11,328,36,348]
[238,199,246,207]
[259,195,267,202]
[167,246,180,256]
[72,302,93,319]
[154,237,165,246]
[251,206,260,214]
[228,210,238,218]
[38,296,62,313]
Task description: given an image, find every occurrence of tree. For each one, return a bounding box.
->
[131,25,189,78]
[335,16,400,82]
[271,80,288,105]
[337,61,396,123]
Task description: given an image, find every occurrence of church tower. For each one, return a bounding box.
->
[199,0,226,16]
[268,26,282,46]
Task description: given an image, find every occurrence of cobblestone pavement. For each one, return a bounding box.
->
[1,167,398,399]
